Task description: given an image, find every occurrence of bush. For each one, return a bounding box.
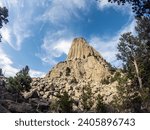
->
[110,71,121,83]
[66,67,71,76]
[57,91,73,113]
[6,66,32,93]
[96,94,108,113]
[101,77,110,85]
[80,85,93,112]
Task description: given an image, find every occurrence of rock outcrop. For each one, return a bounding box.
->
[48,38,110,82]
[0,84,50,113]
[29,37,118,112]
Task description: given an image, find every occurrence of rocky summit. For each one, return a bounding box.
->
[29,37,118,112]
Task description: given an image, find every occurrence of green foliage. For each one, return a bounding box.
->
[109,66,117,74]
[0,6,9,42]
[96,94,107,113]
[113,17,150,112]
[117,17,150,89]
[57,91,73,113]
[101,77,110,85]
[110,71,121,83]
[111,74,131,112]
[107,0,150,18]
[130,92,142,112]
[66,67,71,76]
[80,85,93,112]
[6,66,32,93]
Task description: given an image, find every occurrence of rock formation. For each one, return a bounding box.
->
[29,37,118,112]
[0,76,50,113]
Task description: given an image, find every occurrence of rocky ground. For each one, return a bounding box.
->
[0,82,50,113]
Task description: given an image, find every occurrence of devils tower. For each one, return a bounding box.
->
[29,37,118,111]
[47,37,110,82]
[67,37,100,60]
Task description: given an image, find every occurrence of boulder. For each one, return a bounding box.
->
[0,104,10,113]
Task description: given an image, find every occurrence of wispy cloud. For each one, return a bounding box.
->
[0,47,45,77]
[97,0,115,9]
[0,47,19,76]
[37,0,94,65]
[90,19,136,67]
[40,0,90,25]
[29,69,45,77]
[97,0,132,12]
[0,0,37,50]
[38,29,73,65]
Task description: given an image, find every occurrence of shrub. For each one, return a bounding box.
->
[96,94,108,113]
[6,66,32,93]
[101,77,110,85]
[80,85,93,112]
[57,91,73,113]
[66,67,71,76]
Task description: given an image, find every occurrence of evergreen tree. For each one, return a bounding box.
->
[6,65,32,93]
[57,91,73,113]
[117,32,143,88]
[80,85,94,112]
[135,17,150,87]
[96,94,108,112]
[116,17,150,112]
[107,0,150,17]
[0,6,8,42]
[117,17,150,89]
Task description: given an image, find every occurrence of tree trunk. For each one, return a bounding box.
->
[133,59,142,88]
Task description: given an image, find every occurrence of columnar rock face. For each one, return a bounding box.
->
[67,38,99,60]
[47,37,110,82]
[29,37,118,111]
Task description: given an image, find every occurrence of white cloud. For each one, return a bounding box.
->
[53,40,72,55]
[90,19,136,67]
[0,47,19,76]
[0,47,45,77]
[97,0,133,15]
[0,49,12,65]
[2,65,19,77]
[0,26,11,44]
[0,0,35,50]
[30,69,45,77]
[38,29,73,65]
[40,0,90,25]
[97,0,113,9]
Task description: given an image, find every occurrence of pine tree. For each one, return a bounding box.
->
[80,85,94,112]
[107,0,150,17]
[117,32,143,88]
[6,66,32,93]
[0,6,8,42]
[116,17,150,112]
[57,91,73,113]
[96,94,108,112]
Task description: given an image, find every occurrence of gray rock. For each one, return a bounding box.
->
[22,89,39,99]
[0,104,10,113]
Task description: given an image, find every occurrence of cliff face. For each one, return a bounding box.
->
[47,37,110,82]
[67,38,100,60]
[29,37,118,111]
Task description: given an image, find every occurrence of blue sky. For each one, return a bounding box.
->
[0,0,136,77]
